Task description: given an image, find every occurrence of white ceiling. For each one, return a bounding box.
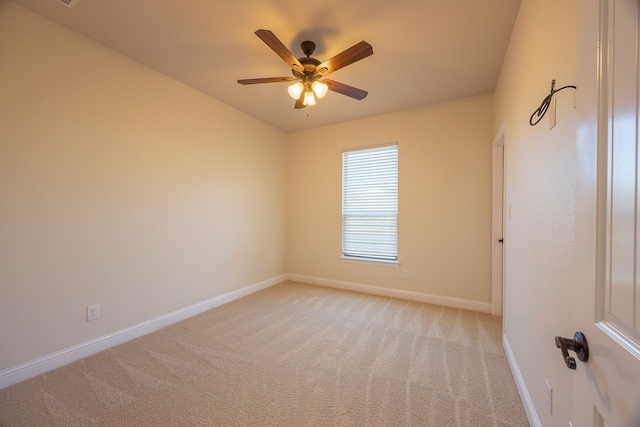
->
[11,0,521,132]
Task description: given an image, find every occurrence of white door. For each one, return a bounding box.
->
[574,0,640,426]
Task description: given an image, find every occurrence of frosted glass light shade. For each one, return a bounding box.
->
[312,81,328,98]
[287,82,304,99]
[303,91,316,106]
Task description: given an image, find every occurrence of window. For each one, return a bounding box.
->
[342,143,398,263]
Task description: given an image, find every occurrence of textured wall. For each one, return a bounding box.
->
[286,94,494,303]
[494,0,577,425]
[0,2,287,369]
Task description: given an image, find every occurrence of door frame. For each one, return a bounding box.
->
[492,122,506,317]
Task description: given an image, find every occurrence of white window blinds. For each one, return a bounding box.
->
[342,144,398,261]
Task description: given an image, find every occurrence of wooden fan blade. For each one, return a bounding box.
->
[316,41,373,76]
[238,77,296,85]
[323,79,368,100]
[294,92,306,109]
[255,29,305,73]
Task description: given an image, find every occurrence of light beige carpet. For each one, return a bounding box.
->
[0,281,528,426]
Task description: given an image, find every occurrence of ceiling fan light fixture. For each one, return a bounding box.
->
[238,30,373,109]
[312,81,328,98]
[287,81,304,100]
[303,90,316,106]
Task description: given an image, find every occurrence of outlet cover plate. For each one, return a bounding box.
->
[87,304,100,321]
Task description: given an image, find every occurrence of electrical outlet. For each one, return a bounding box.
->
[87,304,100,321]
[545,380,553,415]
[255,263,261,272]
[402,270,409,279]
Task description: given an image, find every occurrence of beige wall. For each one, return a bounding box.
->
[0,3,287,369]
[494,0,576,425]
[286,94,494,302]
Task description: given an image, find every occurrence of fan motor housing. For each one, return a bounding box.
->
[299,56,320,74]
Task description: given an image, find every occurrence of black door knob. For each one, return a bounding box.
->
[555,332,589,370]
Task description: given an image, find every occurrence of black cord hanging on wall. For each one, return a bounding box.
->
[529,80,577,126]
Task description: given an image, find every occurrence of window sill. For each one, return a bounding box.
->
[339,256,400,267]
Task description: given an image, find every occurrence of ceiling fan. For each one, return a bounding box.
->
[237,29,373,108]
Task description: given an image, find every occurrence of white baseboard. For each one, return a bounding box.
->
[285,274,493,313]
[503,334,540,427]
[0,275,285,390]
